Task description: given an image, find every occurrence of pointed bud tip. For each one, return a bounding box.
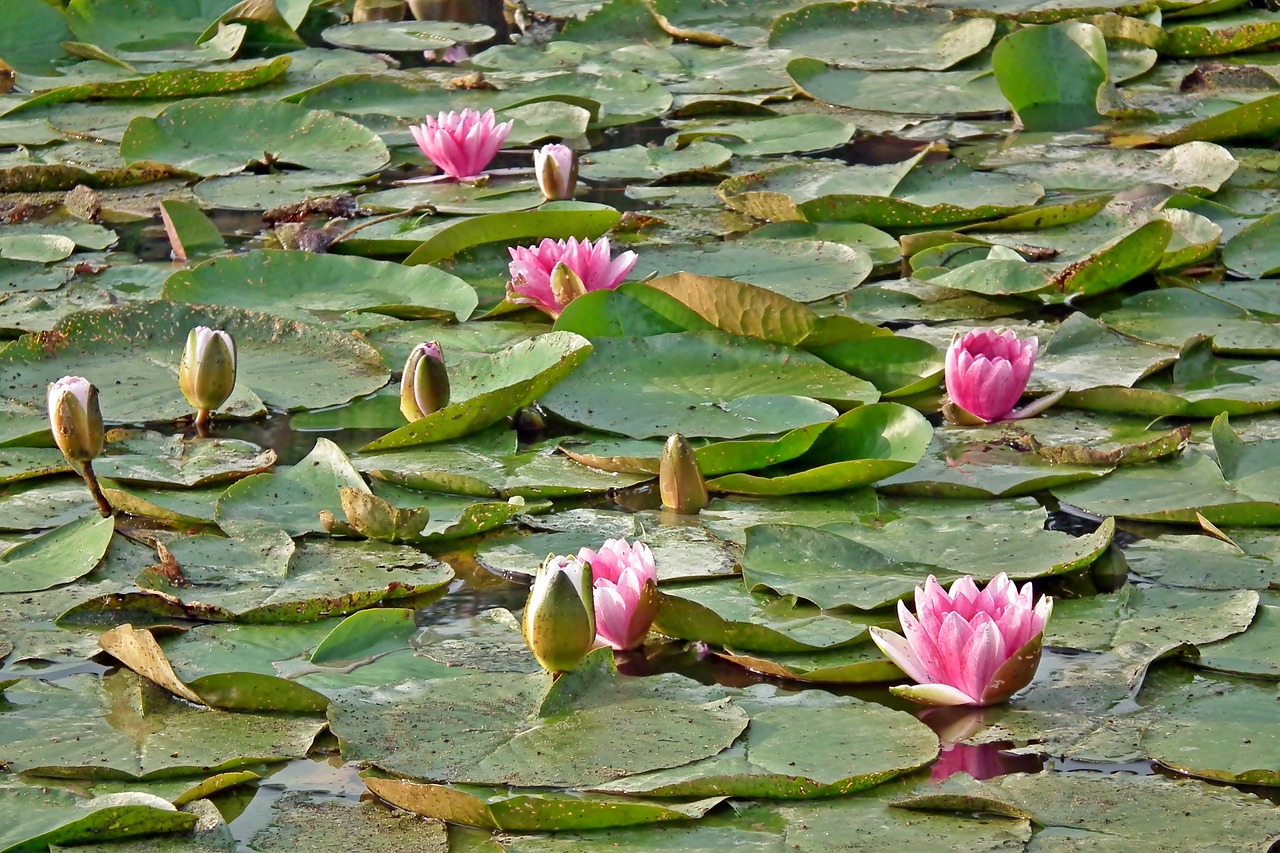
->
[659,433,708,514]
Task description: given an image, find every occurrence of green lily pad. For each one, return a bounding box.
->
[7,58,292,116]
[362,775,727,831]
[653,579,894,653]
[0,670,325,779]
[0,514,115,594]
[92,430,275,488]
[1049,583,1258,654]
[705,403,933,495]
[825,499,1115,580]
[634,240,873,303]
[0,781,198,853]
[716,644,903,685]
[0,0,74,75]
[402,204,621,266]
[362,332,593,451]
[592,687,938,798]
[770,2,996,71]
[130,532,453,623]
[578,141,732,182]
[788,57,1010,116]
[1163,9,1280,57]
[321,20,494,52]
[993,22,1109,132]
[719,156,1042,227]
[330,650,750,788]
[242,790,448,853]
[216,438,368,538]
[1125,532,1280,591]
[895,770,1280,851]
[669,114,855,156]
[541,331,877,440]
[120,97,389,177]
[1194,595,1280,680]
[164,250,478,323]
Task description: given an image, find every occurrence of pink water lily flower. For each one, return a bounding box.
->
[944,329,1038,423]
[507,236,638,317]
[577,538,658,651]
[870,573,1051,707]
[410,108,512,181]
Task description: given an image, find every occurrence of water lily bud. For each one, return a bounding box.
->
[944,329,1037,424]
[523,554,595,674]
[179,327,237,414]
[547,261,587,308]
[534,143,577,201]
[47,376,103,463]
[400,341,450,422]
[659,433,708,514]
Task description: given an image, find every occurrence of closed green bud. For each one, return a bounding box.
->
[179,327,237,415]
[400,341,450,422]
[659,433,708,514]
[522,554,595,674]
[47,376,104,463]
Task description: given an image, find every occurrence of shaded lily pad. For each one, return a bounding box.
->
[0,781,198,853]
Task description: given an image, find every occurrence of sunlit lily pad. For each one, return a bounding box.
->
[165,250,477,323]
[330,650,750,788]
[120,97,390,177]
[362,775,727,831]
[0,670,325,779]
[541,331,876,439]
[0,514,115,594]
[0,781,198,853]
[0,301,389,423]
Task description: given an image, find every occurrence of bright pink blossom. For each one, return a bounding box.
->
[944,329,1038,422]
[870,573,1051,707]
[507,236,638,317]
[577,538,658,651]
[410,108,512,181]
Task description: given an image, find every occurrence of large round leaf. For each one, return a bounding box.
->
[770,2,996,71]
[163,250,478,322]
[120,97,390,176]
[634,240,872,303]
[0,301,389,422]
[540,331,879,439]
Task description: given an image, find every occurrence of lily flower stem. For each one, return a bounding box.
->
[80,460,113,518]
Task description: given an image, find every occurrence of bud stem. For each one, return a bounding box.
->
[80,460,113,518]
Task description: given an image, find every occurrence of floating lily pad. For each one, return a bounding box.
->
[654,579,894,653]
[321,20,494,52]
[330,650,750,788]
[120,98,389,177]
[541,332,876,440]
[669,114,855,156]
[770,2,996,71]
[634,240,872,303]
[363,775,727,831]
[0,670,325,779]
[788,58,1010,116]
[0,514,115,594]
[895,770,1280,851]
[0,301,389,423]
[164,250,478,323]
[0,781,198,853]
[362,332,593,451]
[705,404,933,495]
